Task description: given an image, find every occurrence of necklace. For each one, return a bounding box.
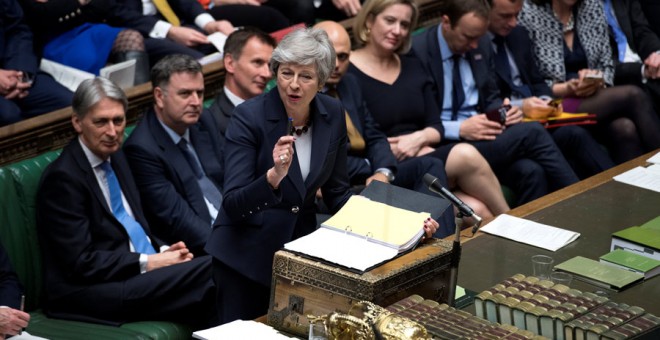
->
[555,11,575,33]
[290,120,311,136]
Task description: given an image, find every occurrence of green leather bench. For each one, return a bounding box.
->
[0,127,193,339]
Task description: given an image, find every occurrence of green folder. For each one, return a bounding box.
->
[554,256,643,291]
[600,249,660,280]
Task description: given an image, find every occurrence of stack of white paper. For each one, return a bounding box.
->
[480,214,580,251]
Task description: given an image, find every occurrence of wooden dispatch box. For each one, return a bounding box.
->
[267,238,453,337]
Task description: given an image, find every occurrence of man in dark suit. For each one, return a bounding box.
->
[411,0,578,205]
[124,54,224,254]
[208,27,277,136]
[486,0,613,179]
[0,242,30,337]
[37,77,215,327]
[603,0,660,110]
[0,0,72,126]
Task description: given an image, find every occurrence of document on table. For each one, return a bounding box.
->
[647,151,660,164]
[10,332,49,340]
[613,166,660,193]
[480,214,580,251]
[193,320,296,340]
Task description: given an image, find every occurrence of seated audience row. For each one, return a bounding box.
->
[519,0,660,163]
[12,0,660,334]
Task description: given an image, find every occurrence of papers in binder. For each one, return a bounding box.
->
[284,195,429,272]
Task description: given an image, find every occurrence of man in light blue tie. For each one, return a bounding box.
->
[124,54,224,255]
[36,77,216,327]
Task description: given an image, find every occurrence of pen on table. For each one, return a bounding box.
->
[287,117,294,136]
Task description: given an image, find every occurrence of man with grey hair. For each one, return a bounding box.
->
[124,54,224,255]
[37,77,216,327]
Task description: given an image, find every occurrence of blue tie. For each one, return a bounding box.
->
[494,36,532,99]
[604,0,628,63]
[100,161,156,254]
[451,54,466,121]
[177,139,222,211]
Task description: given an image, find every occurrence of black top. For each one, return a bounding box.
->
[564,32,589,81]
[347,55,444,138]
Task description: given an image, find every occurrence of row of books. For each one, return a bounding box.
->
[473,274,660,340]
[386,294,544,339]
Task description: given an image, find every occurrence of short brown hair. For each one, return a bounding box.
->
[442,0,491,28]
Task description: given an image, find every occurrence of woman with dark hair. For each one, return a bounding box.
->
[205,27,440,324]
[519,0,660,163]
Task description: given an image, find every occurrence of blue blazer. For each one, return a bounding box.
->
[205,89,352,286]
[411,25,502,115]
[336,73,397,180]
[124,109,224,252]
[0,242,22,309]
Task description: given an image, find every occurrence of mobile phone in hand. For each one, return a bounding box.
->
[548,98,563,108]
[583,72,603,84]
[485,105,510,125]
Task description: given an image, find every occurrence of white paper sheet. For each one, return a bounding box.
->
[10,331,49,340]
[647,151,660,164]
[207,32,228,54]
[193,320,295,340]
[480,214,580,251]
[284,228,399,272]
[613,166,660,193]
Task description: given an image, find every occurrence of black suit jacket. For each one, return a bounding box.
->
[37,139,162,303]
[411,25,502,116]
[205,89,352,287]
[2,0,38,74]
[0,242,22,309]
[610,0,660,85]
[18,0,153,47]
[208,89,235,138]
[335,73,397,180]
[124,109,224,252]
[486,27,553,98]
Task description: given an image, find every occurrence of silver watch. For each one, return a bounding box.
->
[375,168,395,182]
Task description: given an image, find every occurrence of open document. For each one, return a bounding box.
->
[285,195,430,272]
[480,214,580,251]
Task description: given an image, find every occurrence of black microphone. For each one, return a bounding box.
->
[423,173,483,234]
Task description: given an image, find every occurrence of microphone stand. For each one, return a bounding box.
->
[446,211,464,307]
[446,212,481,307]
